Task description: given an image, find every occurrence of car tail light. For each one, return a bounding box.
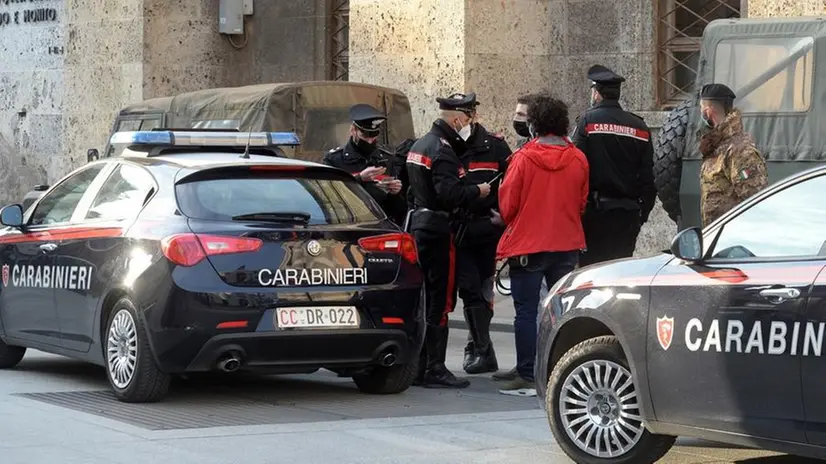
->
[161,233,263,267]
[358,233,418,264]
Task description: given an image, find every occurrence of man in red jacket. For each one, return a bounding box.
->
[495,92,589,396]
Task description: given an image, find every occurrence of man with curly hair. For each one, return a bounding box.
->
[495,92,589,396]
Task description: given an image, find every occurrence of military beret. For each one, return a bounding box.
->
[349,103,386,137]
[436,92,480,114]
[587,64,625,87]
[700,83,736,101]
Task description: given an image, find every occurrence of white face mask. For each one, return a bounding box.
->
[458,123,472,141]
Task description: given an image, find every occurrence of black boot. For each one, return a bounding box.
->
[465,305,498,374]
[424,325,470,388]
[462,307,477,371]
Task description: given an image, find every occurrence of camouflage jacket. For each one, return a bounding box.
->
[699,109,768,226]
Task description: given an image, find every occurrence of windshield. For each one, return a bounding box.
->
[175,171,386,225]
[713,36,814,113]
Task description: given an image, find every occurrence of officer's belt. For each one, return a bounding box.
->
[590,194,639,211]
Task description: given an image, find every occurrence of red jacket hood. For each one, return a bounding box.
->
[520,137,579,171]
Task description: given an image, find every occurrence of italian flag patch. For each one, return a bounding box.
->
[738,168,752,180]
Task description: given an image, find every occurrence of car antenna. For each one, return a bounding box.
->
[240,126,253,159]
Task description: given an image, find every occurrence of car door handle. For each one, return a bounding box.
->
[759,287,801,303]
[39,243,57,252]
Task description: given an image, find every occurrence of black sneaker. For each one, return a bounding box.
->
[492,366,518,381]
[423,366,470,389]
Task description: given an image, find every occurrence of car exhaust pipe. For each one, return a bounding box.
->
[380,352,396,367]
[218,353,242,373]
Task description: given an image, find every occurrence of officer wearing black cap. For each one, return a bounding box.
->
[323,104,407,225]
[455,98,512,375]
[698,82,767,226]
[572,64,657,266]
[405,92,491,389]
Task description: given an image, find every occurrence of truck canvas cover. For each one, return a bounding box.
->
[116,81,416,163]
[687,17,826,162]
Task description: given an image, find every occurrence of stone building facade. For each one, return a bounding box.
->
[349,0,825,255]
[0,0,334,205]
[1,0,823,257]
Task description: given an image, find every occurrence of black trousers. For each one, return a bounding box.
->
[580,209,641,267]
[457,239,497,311]
[412,228,457,327]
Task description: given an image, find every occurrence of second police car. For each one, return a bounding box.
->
[538,164,826,462]
[0,130,424,403]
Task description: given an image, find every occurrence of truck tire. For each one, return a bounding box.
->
[653,100,691,224]
[546,336,676,464]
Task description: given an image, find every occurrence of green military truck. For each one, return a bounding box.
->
[23,81,416,210]
[653,17,826,229]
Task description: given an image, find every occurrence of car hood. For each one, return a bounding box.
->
[557,252,675,294]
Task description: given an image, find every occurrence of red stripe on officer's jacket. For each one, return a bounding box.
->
[0,227,123,245]
[585,123,650,141]
[468,162,498,172]
[406,152,432,169]
[440,238,458,327]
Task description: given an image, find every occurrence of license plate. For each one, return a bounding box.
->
[275,307,360,329]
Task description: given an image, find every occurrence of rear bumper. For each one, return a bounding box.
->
[183,329,413,372]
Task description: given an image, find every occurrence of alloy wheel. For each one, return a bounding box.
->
[558,359,644,458]
[107,309,138,389]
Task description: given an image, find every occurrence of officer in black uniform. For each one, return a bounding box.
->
[456,98,512,375]
[405,92,492,388]
[322,104,408,226]
[571,65,657,266]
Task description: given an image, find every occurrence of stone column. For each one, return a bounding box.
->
[744,0,825,17]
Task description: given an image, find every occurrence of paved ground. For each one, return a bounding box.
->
[0,298,814,463]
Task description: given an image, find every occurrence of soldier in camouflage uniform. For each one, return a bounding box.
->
[698,83,768,226]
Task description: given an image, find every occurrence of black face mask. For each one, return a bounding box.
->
[513,120,531,138]
[353,136,376,153]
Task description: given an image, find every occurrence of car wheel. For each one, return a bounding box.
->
[352,355,418,394]
[0,338,26,369]
[104,297,170,403]
[546,336,676,464]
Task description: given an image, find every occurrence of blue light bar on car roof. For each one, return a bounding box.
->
[109,130,302,147]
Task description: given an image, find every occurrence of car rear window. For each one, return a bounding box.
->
[175,170,386,225]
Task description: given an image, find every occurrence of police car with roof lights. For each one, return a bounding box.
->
[0,130,424,403]
[537,164,826,462]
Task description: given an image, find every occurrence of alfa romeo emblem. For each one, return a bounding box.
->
[2,264,8,288]
[656,315,674,351]
[306,240,322,257]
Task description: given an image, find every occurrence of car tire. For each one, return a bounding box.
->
[0,339,26,369]
[546,336,676,464]
[653,99,691,225]
[352,355,418,395]
[104,297,170,403]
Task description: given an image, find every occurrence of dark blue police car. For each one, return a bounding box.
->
[538,164,826,462]
[0,130,424,403]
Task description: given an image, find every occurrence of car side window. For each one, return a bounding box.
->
[85,164,155,221]
[29,165,106,226]
[710,174,826,259]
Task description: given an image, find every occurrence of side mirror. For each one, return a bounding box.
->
[87,148,99,162]
[670,227,703,262]
[0,205,24,228]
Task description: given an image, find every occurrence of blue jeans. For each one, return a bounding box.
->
[509,251,579,381]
